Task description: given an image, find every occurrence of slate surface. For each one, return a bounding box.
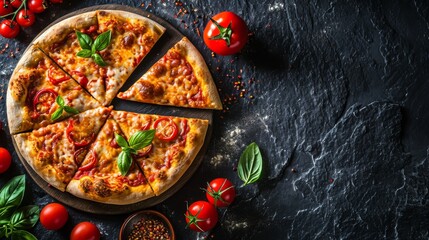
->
[0,0,428,239]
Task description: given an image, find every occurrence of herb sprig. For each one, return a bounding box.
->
[237,142,263,186]
[0,175,39,240]
[51,95,79,121]
[115,130,155,175]
[76,30,111,66]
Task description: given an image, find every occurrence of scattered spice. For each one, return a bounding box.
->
[127,218,171,240]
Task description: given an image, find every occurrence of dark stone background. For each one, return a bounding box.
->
[0,0,428,239]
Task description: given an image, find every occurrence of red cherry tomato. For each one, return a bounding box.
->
[0,19,19,38]
[0,147,12,174]
[27,0,46,13]
[16,9,36,28]
[206,178,236,207]
[70,222,100,240]
[185,201,218,232]
[203,11,248,55]
[0,1,13,16]
[9,0,21,9]
[40,203,69,230]
[154,117,178,142]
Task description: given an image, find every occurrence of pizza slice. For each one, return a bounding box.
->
[66,117,155,205]
[117,37,222,110]
[35,10,165,106]
[13,107,112,191]
[111,110,209,196]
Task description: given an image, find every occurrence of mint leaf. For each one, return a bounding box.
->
[93,30,111,52]
[76,31,93,50]
[76,49,92,58]
[237,143,263,186]
[129,130,155,150]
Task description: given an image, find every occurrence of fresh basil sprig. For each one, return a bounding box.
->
[51,95,79,121]
[237,142,263,186]
[0,175,39,240]
[115,130,155,176]
[76,30,111,66]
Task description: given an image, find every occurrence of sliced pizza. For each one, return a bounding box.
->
[111,110,209,196]
[34,10,165,106]
[117,37,222,110]
[6,46,101,134]
[13,107,112,191]
[66,117,155,204]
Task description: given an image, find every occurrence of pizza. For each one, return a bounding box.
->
[34,10,165,105]
[7,9,218,206]
[111,110,209,196]
[66,117,155,204]
[6,46,100,134]
[13,107,112,191]
[118,37,223,110]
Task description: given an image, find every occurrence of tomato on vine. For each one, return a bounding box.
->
[0,1,13,16]
[27,0,45,13]
[203,11,249,55]
[10,0,22,8]
[0,19,19,38]
[16,9,35,27]
[185,201,218,232]
[205,178,236,208]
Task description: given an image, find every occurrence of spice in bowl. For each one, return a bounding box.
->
[128,218,171,240]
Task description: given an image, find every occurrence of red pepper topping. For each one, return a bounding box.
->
[179,119,190,146]
[66,119,95,147]
[32,88,58,118]
[135,143,153,158]
[73,147,87,166]
[48,66,70,85]
[78,150,97,171]
[71,71,89,88]
[153,117,178,142]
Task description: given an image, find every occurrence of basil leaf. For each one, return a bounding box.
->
[92,53,107,66]
[51,107,63,121]
[93,30,111,52]
[10,205,39,229]
[0,205,16,219]
[129,130,155,150]
[76,31,93,50]
[0,225,5,238]
[115,133,129,148]
[237,142,263,186]
[117,151,132,176]
[64,106,79,115]
[11,230,37,240]
[0,175,25,209]
[55,95,64,107]
[76,49,92,58]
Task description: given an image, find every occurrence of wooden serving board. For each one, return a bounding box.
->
[9,4,213,214]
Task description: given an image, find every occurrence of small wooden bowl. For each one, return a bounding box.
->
[119,210,175,240]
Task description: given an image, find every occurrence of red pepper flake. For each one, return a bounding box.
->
[127,218,171,240]
[328,178,334,184]
[195,27,201,37]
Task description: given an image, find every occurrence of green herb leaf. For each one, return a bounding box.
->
[92,53,107,66]
[129,130,155,150]
[117,151,132,176]
[10,205,39,229]
[93,30,111,52]
[0,175,25,209]
[0,205,16,219]
[237,142,263,186]
[51,107,63,121]
[76,31,93,50]
[11,230,37,240]
[64,106,79,115]
[76,49,92,58]
[0,226,5,238]
[115,133,129,148]
[55,95,65,107]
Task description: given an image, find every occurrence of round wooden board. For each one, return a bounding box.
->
[9,4,213,214]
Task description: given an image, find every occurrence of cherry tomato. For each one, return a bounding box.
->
[9,0,21,9]
[205,178,236,208]
[16,9,36,28]
[40,203,69,230]
[70,222,100,240]
[0,147,12,174]
[0,19,19,38]
[203,11,248,55]
[154,117,178,142]
[0,1,13,16]
[49,0,62,3]
[185,201,218,232]
[27,0,46,13]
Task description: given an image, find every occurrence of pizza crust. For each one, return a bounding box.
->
[97,10,165,34]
